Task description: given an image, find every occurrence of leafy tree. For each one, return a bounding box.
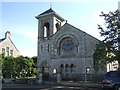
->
[2,56,16,78]
[2,55,37,79]
[15,56,36,78]
[0,54,3,78]
[94,10,120,71]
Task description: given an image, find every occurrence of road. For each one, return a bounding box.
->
[2,86,108,90]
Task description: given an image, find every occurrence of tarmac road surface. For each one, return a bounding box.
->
[2,86,110,90]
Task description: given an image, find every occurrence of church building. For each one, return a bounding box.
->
[36,8,99,78]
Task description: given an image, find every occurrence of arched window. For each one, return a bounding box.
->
[60,64,64,73]
[53,23,60,34]
[86,67,91,74]
[65,64,69,72]
[59,37,76,57]
[70,64,74,72]
[56,23,60,31]
[53,69,57,74]
[43,23,50,40]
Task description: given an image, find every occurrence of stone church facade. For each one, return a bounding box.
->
[36,8,99,77]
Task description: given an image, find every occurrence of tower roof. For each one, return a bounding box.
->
[36,8,65,21]
[39,8,55,16]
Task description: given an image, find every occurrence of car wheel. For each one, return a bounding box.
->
[114,85,120,90]
[28,80,33,84]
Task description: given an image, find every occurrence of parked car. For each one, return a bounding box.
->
[102,71,120,90]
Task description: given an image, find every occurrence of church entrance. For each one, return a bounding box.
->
[40,61,50,81]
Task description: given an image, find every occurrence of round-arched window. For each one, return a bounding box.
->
[61,38,74,52]
[58,36,78,57]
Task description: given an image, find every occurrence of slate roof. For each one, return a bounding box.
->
[0,38,5,43]
[36,8,65,21]
[38,8,55,16]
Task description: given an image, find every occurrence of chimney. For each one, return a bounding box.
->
[5,31,11,39]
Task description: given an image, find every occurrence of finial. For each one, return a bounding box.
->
[50,2,52,9]
[66,20,68,23]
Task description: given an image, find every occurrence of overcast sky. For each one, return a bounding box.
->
[1,0,120,57]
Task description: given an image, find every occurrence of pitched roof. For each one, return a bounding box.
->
[39,8,55,16]
[0,38,5,43]
[36,8,65,21]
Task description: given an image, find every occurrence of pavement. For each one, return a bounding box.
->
[2,81,102,88]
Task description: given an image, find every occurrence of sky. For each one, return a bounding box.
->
[1,0,120,57]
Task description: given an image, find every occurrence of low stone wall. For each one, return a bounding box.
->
[3,78,13,84]
[61,74,104,82]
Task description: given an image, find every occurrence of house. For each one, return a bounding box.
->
[0,31,20,57]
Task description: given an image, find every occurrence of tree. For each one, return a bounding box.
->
[2,56,16,78]
[2,55,37,79]
[15,56,36,78]
[94,10,120,71]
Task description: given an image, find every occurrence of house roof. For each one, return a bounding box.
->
[0,38,5,43]
[0,32,20,52]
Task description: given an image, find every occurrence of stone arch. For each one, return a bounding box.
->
[43,22,50,40]
[60,64,64,73]
[40,61,50,73]
[57,34,79,57]
[55,23,60,31]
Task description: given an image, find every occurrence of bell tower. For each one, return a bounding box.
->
[36,8,64,41]
[36,8,65,84]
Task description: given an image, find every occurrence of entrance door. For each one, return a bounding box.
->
[40,61,50,81]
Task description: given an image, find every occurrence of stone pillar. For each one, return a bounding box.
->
[57,73,61,84]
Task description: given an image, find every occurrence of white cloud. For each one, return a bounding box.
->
[17,30,38,41]
[23,30,38,41]
[19,48,37,57]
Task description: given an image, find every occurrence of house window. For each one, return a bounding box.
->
[6,47,9,56]
[10,50,13,56]
[2,48,5,56]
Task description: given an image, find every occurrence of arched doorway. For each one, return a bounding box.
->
[40,61,50,81]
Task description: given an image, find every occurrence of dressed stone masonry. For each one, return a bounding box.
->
[36,8,99,80]
[0,31,20,57]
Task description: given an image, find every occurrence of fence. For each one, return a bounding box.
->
[42,73,104,84]
[60,74,104,82]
